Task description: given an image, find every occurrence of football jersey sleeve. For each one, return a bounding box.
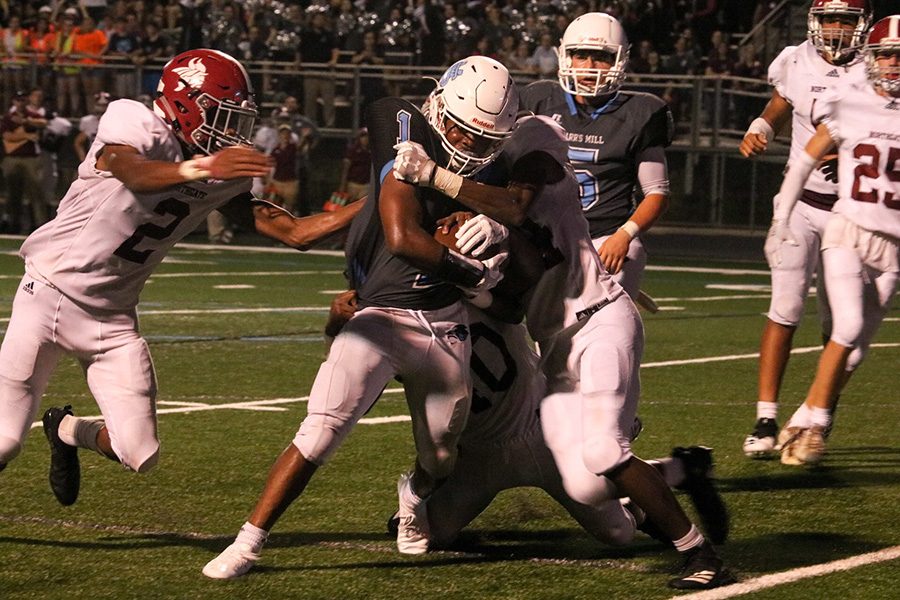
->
[767,45,797,103]
[366,97,434,186]
[635,103,674,151]
[810,88,842,143]
[95,99,173,156]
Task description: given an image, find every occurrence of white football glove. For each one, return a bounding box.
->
[462,250,508,297]
[764,218,798,268]
[392,141,436,185]
[456,215,509,257]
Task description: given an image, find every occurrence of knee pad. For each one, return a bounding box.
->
[768,291,806,327]
[294,412,354,466]
[830,315,864,350]
[846,344,868,372]
[0,435,22,465]
[582,434,628,477]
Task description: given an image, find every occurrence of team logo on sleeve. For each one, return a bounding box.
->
[172,58,208,92]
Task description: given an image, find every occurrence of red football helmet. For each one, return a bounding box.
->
[154,49,257,155]
[864,15,900,96]
[807,0,872,62]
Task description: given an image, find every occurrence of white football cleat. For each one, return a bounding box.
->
[396,472,430,555]
[202,542,260,579]
[793,425,828,466]
[779,426,807,466]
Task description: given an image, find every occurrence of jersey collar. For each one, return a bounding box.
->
[565,91,621,120]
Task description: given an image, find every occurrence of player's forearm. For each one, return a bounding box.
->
[452,179,533,227]
[758,92,792,137]
[254,198,365,250]
[628,193,669,233]
[106,150,208,193]
[774,128,835,221]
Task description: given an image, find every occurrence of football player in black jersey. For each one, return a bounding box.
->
[202,56,518,579]
[519,12,673,300]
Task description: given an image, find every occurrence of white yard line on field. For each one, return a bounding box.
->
[671,545,900,600]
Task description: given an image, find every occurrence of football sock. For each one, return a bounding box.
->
[786,403,813,429]
[647,458,685,488]
[756,401,778,421]
[673,525,704,553]
[399,477,425,510]
[237,522,268,553]
[58,416,103,453]
[810,407,832,429]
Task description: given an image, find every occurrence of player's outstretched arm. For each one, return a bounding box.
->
[253,197,366,250]
[103,145,272,193]
[739,90,792,158]
[773,123,836,222]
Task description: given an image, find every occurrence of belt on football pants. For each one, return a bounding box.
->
[575,298,612,322]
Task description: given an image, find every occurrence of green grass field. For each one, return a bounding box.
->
[0,236,897,600]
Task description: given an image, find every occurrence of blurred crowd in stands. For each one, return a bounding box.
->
[2,0,779,235]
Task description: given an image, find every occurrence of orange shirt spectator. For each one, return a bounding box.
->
[73,19,107,65]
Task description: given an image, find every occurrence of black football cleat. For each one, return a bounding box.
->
[43,405,80,506]
[673,446,729,545]
[387,510,400,537]
[668,541,737,590]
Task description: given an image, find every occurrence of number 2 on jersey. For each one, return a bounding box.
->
[113,198,191,264]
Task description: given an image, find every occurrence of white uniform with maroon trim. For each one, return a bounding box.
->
[0,99,251,469]
[812,82,900,360]
[425,306,633,547]
[497,116,642,489]
[766,42,867,330]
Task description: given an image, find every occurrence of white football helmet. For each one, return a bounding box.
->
[863,15,900,96]
[424,56,519,176]
[807,0,872,63]
[558,12,629,97]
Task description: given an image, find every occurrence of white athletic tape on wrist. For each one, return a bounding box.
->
[177,158,212,181]
[619,220,640,239]
[747,117,775,143]
[431,166,463,198]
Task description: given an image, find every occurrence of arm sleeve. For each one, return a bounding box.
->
[636,146,670,197]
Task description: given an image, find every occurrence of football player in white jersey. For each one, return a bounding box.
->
[0,49,362,503]
[739,0,872,458]
[392,116,735,590]
[201,56,516,579]
[765,15,900,466]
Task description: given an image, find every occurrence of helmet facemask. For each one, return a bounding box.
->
[865,44,900,96]
[425,91,511,176]
[191,93,258,154]
[808,3,871,63]
[558,44,628,97]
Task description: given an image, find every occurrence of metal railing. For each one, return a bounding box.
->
[2,56,790,231]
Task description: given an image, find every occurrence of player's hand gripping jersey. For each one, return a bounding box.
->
[494,115,625,343]
[20,100,250,311]
[519,82,673,237]
[769,40,867,205]
[344,97,470,310]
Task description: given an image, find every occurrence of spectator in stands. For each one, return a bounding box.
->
[134,20,172,95]
[412,0,443,60]
[104,16,140,99]
[1,92,48,233]
[52,13,81,117]
[73,15,108,114]
[2,15,30,110]
[667,34,699,75]
[481,3,511,50]
[300,12,340,128]
[351,30,386,117]
[267,124,300,215]
[26,15,55,97]
[630,39,655,74]
[530,32,558,79]
[73,92,110,163]
[337,127,370,202]
[508,40,535,73]
[272,96,319,216]
[730,41,765,130]
[205,2,245,58]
